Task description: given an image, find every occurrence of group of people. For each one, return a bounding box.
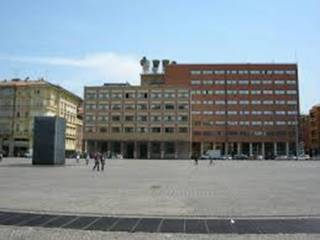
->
[75,151,112,171]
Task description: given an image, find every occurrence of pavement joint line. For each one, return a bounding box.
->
[59,216,80,228]
[156,218,164,233]
[107,217,120,231]
[82,217,102,230]
[40,215,62,227]
[204,220,210,234]
[130,218,142,233]
[16,215,40,226]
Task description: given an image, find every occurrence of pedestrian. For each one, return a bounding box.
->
[85,152,90,165]
[92,152,100,171]
[100,153,106,171]
[209,158,214,166]
[192,153,198,165]
[0,151,3,162]
[76,153,80,163]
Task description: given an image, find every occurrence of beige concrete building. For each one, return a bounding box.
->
[0,78,83,156]
[83,83,191,159]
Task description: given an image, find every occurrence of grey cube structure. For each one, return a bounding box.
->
[32,117,66,165]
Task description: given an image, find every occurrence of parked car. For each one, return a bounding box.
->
[297,154,310,160]
[275,155,288,160]
[200,154,210,160]
[233,154,249,160]
[222,155,232,160]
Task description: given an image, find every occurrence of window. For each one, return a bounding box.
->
[227,100,237,104]
[263,90,273,94]
[287,100,297,105]
[190,70,201,75]
[227,80,237,85]
[287,90,297,95]
[227,90,237,95]
[165,127,175,133]
[239,100,249,105]
[98,104,109,110]
[112,127,121,133]
[151,116,161,121]
[111,104,121,110]
[276,121,286,125]
[178,104,189,110]
[178,127,188,133]
[215,90,225,94]
[151,92,162,98]
[151,104,161,110]
[99,127,107,133]
[215,80,225,85]
[202,70,213,74]
[263,100,274,104]
[164,115,176,122]
[264,111,273,115]
[275,90,285,95]
[276,111,286,115]
[252,121,262,126]
[137,104,148,110]
[287,80,296,84]
[124,127,134,133]
[97,116,108,122]
[252,111,262,115]
[262,80,272,84]
[125,92,135,99]
[227,111,237,115]
[125,116,134,121]
[151,127,161,133]
[252,100,261,105]
[137,115,147,121]
[203,80,213,85]
[251,90,261,95]
[177,115,188,121]
[124,104,135,110]
[165,104,175,110]
[216,111,226,115]
[164,92,176,98]
[137,92,148,98]
[251,80,261,84]
[98,93,109,99]
[112,115,121,121]
[275,100,285,104]
[275,80,285,84]
[264,121,274,126]
[137,127,148,133]
[239,80,249,85]
[239,90,249,95]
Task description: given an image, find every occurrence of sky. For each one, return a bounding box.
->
[0,0,319,113]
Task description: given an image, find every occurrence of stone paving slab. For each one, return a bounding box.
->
[1,225,320,240]
[1,158,320,218]
[1,210,320,234]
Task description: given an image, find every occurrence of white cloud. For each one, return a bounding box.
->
[0,52,141,85]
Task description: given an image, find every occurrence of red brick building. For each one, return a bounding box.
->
[163,63,299,158]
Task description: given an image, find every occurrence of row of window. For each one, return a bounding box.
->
[191,89,297,95]
[190,69,296,76]
[85,91,189,100]
[85,115,189,122]
[191,79,296,85]
[193,131,294,137]
[192,100,298,105]
[194,120,297,126]
[85,126,189,134]
[191,110,298,116]
[85,103,189,110]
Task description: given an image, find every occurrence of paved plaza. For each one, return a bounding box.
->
[0,158,320,239]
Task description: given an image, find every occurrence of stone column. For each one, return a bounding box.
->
[174,142,178,159]
[237,142,241,155]
[8,136,15,157]
[274,142,278,156]
[286,142,290,156]
[160,142,165,159]
[107,141,112,152]
[249,143,253,156]
[261,142,265,158]
[213,143,216,150]
[121,142,125,158]
[94,141,98,152]
[147,142,151,159]
[133,141,138,159]
[224,143,229,155]
[200,142,204,155]
[0,137,3,152]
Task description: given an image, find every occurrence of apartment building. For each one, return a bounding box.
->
[83,83,191,159]
[309,105,320,156]
[164,63,300,158]
[0,79,83,156]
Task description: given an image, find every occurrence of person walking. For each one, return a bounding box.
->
[100,153,106,171]
[85,152,90,165]
[76,153,80,163]
[92,152,100,171]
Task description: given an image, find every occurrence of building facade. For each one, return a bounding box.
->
[83,59,300,159]
[309,105,320,156]
[299,114,310,155]
[83,84,191,159]
[164,63,299,158]
[0,79,83,156]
